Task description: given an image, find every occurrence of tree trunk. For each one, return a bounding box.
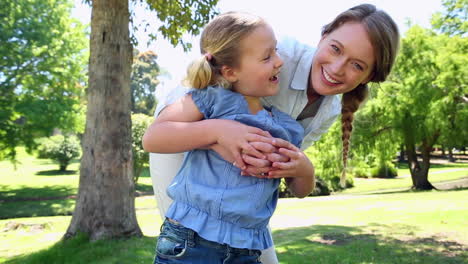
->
[405,140,435,190]
[448,148,455,162]
[398,144,405,162]
[65,0,142,240]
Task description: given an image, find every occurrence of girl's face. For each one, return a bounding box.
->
[310,22,375,96]
[228,24,283,97]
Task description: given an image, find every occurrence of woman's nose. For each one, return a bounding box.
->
[330,57,346,75]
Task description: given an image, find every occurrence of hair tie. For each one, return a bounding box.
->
[204,53,213,61]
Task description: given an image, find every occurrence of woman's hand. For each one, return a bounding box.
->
[240,144,290,177]
[210,120,275,170]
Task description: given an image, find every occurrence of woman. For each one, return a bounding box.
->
[148,4,400,263]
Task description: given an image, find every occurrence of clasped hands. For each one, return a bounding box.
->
[212,121,311,179]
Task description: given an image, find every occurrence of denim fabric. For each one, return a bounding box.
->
[154,219,262,264]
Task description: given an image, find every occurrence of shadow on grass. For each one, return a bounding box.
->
[0,185,77,219]
[273,224,466,264]
[135,182,154,195]
[35,170,77,176]
[0,199,75,219]
[0,185,76,201]
[0,183,154,219]
[4,233,157,264]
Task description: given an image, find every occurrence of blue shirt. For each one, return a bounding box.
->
[165,86,304,250]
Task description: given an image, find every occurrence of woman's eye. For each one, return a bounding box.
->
[264,55,271,61]
[331,44,339,53]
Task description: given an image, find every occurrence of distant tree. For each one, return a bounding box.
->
[0,0,88,162]
[131,50,160,115]
[432,0,468,160]
[37,135,81,171]
[66,0,219,241]
[378,25,467,190]
[350,103,400,179]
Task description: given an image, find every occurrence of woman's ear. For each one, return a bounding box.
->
[220,65,238,83]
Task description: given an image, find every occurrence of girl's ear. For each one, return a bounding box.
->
[220,65,238,83]
[362,72,374,85]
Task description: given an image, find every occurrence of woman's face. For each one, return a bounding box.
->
[309,22,375,96]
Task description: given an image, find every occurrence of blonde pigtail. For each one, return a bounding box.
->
[184,55,214,89]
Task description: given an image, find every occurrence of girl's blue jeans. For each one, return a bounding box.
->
[154,218,262,264]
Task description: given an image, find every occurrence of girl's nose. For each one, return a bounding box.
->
[275,54,283,69]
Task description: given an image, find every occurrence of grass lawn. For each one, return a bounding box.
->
[1,190,467,264]
[1,149,467,263]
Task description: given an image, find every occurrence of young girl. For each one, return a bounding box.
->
[143,12,313,263]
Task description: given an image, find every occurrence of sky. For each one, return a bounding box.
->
[72,0,443,96]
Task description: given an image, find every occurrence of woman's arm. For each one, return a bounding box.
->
[142,94,275,168]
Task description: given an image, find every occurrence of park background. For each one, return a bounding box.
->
[1,0,467,263]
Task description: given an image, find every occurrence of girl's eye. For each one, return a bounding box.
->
[352,62,364,71]
[264,55,271,61]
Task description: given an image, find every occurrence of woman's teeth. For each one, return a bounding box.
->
[323,70,340,84]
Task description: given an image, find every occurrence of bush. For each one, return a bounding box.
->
[350,166,372,178]
[309,177,331,196]
[278,179,294,198]
[37,135,81,171]
[370,162,398,178]
[329,174,354,190]
[278,176,331,198]
[132,113,153,183]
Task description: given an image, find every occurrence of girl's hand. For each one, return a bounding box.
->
[266,138,315,198]
[266,138,310,178]
[211,120,275,170]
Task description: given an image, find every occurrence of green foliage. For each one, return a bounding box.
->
[431,0,468,36]
[305,122,344,191]
[431,33,468,151]
[131,50,160,115]
[37,135,81,171]
[142,0,220,51]
[348,158,372,178]
[0,0,88,161]
[131,114,153,183]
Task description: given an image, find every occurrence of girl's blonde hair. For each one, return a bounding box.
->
[184,12,266,89]
[322,4,400,186]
